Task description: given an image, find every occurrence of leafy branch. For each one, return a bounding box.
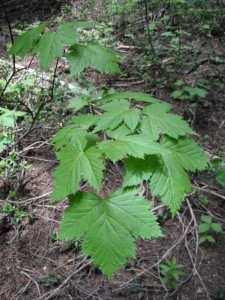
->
[4,20,209,278]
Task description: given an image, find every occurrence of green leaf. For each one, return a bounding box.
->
[51,136,104,201]
[161,136,209,171]
[200,214,212,224]
[94,100,141,132]
[33,23,77,69]
[123,155,158,187]
[206,235,216,243]
[59,188,162,278]
[9,24,45,57]
[52,114,99,149]
[215,166,225,187]
[106,124,132,139]
[141,103,195,140]
[97,92,160,104]
[56,22,78,44]
[183,86,207,98]
[211,223,222,233]
[67,96,89,111]
[0,135,12,153]
[98,135,164,163]
[160,264,171,274]
[71,114,100,129]
[198,235,207,244]
[170,90,184,99]
[0,108,26,128]
[150,152,191,214]
[66,42,120,75]
[34,31,63,69]
[198,223,211,233]
[52,125,87,150]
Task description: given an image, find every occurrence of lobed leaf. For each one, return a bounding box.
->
[94,100,141,132]
[9,24,45,57]
[66,42,120,75]
[141,103,195,140]
[123,155,158,187]
[161,136,209,171]
[52,114,99,149]
[99,134,164,163]
[150,152,191,215]
[59,188,162,277]
[51,136,104,201]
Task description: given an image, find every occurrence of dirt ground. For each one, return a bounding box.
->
[0,1,225,299]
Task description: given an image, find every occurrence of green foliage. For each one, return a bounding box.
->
[160,257,186,290]
[9,22,120,73]
[9,23,46,57]
[43,273,60,287]
[171,85,207,102]
[51,135,104,201]
[66,42,120,75]
[211,157,225,188]
[2,202,26,226]
[141,103,195,140]
[0,151,28,193]
[0,108,26,153]
[216,166,225,188]
[198,214,223,244]
[51,89,208,277]
[7,20,209,279]
[59,188,162,278]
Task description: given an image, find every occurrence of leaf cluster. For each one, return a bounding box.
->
[8,21,210,279]
[198,214,223,244]
[52,92,208,215]
[160,257,186,290]
[51,90,208,277]
[0,107,26,153]
[9,22,120,75]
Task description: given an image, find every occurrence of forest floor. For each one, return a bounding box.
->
[0,1,225,299]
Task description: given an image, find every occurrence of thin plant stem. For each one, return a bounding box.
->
[143,0,156,59]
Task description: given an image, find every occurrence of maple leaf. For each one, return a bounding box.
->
[31,22,79,69]
[141,102,195,140]
[9,24,45,57]
[150,152,191,214]
[122,136,208,214]
[98,134,164,163]
[106,124,132,139]
[93,100,141,132]
[66,42,120,75]
[51,136,104,201]
[55,22,78,44]
[52,114,99,150]
[123,155,158,187]
[33,23,77,69]
[59,188,162,278]
[160,135,209,171]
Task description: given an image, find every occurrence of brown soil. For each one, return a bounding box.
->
[0,1,225,300]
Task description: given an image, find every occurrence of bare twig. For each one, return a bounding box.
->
[0,191,52,204]
[193,185,225,200]
[20,271,41,296]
